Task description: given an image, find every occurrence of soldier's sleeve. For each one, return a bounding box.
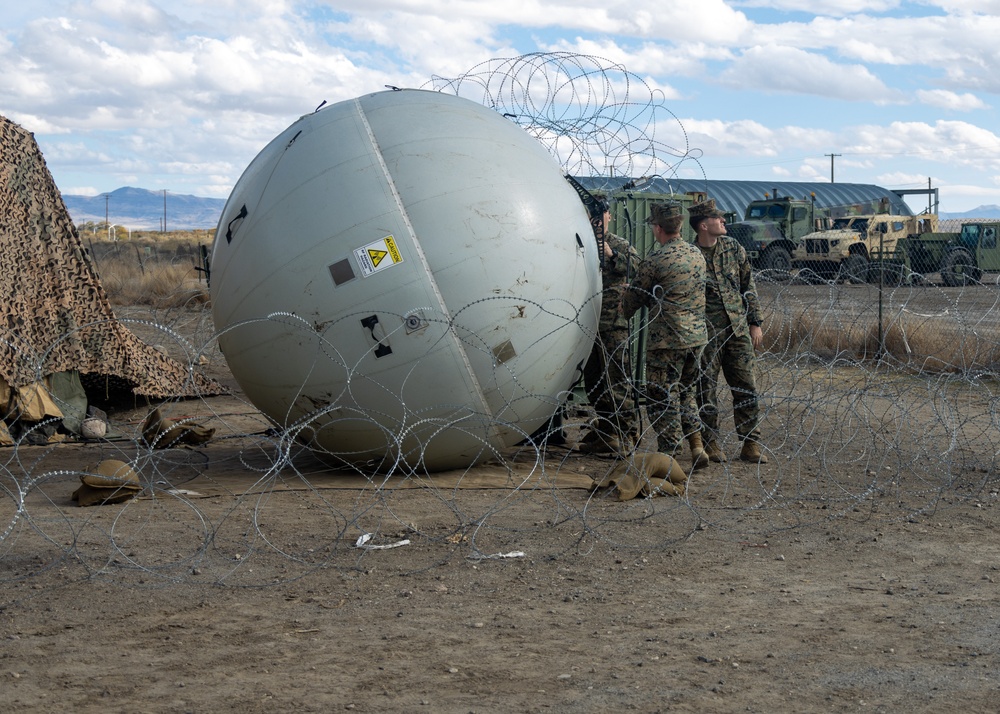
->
[625,242,641,271]
[736,243,762,325]
[617,232,640,260]
[608,234,639,278]
[621,259,651,319]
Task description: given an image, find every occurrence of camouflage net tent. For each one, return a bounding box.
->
[0,114,225,441]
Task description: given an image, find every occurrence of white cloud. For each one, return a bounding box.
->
[844,120,1000,167]
[934,183,1000,211]
[1,113,68,135]
[87,0,173,31]
[719,45,896,102]
[874,170,938,187]
[604,2,752,43]
[662,118,837,161]
[837,37,905,65]
[322,13,503,80]
[63,186,102,196]
[917,89,988,111]
[732,0,900,16]
[930,0,1000,13]
[837,15,1000,70]
[795,161,828,181]
[537,38,701,89]
[318,0,752,43]
[652,114,1000,200]
[731,11,1000,102]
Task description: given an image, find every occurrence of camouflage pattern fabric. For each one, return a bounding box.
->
[698,325,761,442]
[699,236,761,336]
[0,114,225,398]
[623,237,708,453]
[643,346,704,454]
[622,239,707,349]
[582,325,636,445]
[598,233,640,332]
[583,232,640,443]
[697,236,762,440]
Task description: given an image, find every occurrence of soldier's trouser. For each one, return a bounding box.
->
[698,325,761,442]
[582,327,637,443]
[642,346,704,454]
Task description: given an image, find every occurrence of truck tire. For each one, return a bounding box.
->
[758,246,792,278]
[838,255,868,284]
[940,249,981,286]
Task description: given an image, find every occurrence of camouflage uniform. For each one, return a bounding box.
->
[582,232,641,447]
[696,235,763,443]
[623,238,707,454]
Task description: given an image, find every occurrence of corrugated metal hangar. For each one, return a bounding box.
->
[573,177,916,217]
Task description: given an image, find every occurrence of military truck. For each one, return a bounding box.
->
[726,194,829,272]
[792,213,937,283]
[897,220,1000,286]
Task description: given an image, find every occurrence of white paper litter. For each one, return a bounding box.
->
[355,533,411,550]
[468,551,525,560]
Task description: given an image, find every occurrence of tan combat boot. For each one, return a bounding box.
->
[704,439,727,462]
[740,440,769,464]
[687,434,710,470]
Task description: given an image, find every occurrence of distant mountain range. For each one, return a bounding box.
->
[939,205,1000,220]
[63,186,226,231]
[63,186,1000,232]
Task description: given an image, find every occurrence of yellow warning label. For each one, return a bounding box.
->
[385,236,401,263]
[354,235,404,278]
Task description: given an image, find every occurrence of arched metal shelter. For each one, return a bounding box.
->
[573,177,916,217]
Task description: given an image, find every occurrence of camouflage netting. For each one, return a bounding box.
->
[0,114,225,398]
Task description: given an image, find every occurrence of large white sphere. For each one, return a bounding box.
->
[210,89,600,471]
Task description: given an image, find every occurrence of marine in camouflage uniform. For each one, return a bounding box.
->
[689,199,768,464]
[622,203,709,466]
[580,214,641,453]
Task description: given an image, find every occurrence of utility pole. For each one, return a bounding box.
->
[104,193,110,240]
[825,153,841,183]
[163,189,167,233]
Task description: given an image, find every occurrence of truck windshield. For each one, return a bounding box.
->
[747,204,787,220]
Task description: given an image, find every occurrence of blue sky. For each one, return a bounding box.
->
[3,0,1000,213]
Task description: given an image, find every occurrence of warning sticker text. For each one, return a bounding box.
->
[355,235,403,278]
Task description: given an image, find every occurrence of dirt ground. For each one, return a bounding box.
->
[2,301,1000,713]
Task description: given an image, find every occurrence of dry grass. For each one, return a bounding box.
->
[765,308,1000,373]
[91,237,211,309]
[83,227,215,248]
